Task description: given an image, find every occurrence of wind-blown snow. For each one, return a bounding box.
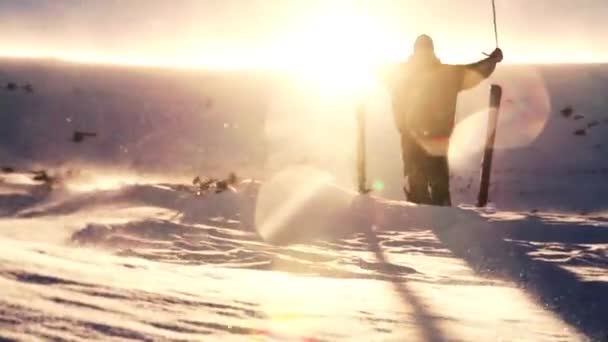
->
[0,170,606,341]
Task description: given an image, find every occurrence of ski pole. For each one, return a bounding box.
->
[356,104,368,194]
[483,0,499,57]
[491,0,499,48]
[477,84,503,207]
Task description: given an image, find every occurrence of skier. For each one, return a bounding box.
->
[385,34,503,206]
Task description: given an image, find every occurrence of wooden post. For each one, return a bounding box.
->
[477,84,502,207]
[356,104,368,194]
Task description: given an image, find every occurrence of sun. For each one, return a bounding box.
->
[268,4,399,97]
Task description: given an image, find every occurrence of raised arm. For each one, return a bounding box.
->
[458,48,503,90]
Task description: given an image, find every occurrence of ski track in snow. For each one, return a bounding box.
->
[0,174,606,341]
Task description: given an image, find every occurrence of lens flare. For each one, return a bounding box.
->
[372,179,385,191]
[255,165,354,245]
[450,66,551,166]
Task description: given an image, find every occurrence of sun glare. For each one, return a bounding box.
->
[6,4,398,97]
[269,4,397,96]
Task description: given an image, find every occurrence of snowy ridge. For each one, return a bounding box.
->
[0,172,606,341]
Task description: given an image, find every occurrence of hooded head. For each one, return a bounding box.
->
[410,34,439,65]
[414,34,435,54]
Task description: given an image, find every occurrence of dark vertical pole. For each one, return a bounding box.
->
[491,0,499,48]
[477,84,502,207]
[356,104,367,194]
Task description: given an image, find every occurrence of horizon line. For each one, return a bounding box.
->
[1,54,606,73]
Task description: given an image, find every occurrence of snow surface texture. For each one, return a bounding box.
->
[0,60,607,341]
[0,168,607,341]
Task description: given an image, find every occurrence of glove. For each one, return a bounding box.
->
[489,48,503,62]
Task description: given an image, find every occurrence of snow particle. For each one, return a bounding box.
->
[560,106,573,118]
[573,129,586,136]
[573,114,584,121]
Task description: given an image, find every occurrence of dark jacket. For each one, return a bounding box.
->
[387,54,498,140]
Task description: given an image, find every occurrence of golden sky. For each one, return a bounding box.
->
[1,0,606,69]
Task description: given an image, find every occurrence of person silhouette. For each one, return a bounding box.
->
[385,34,503,206]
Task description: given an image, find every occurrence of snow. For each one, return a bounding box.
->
[0,169,606,341]
[0,59,607,341]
